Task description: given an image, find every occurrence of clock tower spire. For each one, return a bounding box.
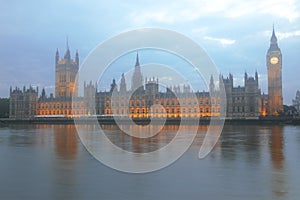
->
[267,25,283,115]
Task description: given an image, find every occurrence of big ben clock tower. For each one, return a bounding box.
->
[267,25,283,115]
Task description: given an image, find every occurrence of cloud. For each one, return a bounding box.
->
[277,30,300,40]
[129,0,300,25]
[225,0,299,21]
[258,0,299,22]
[263,30,300,40]
[203,36,236,46]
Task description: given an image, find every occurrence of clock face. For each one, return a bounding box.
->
[270,56,279,64]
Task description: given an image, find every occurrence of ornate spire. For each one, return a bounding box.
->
[55,48,59,64]
[41,88,46,99]
[64,36,71,59]
[209,75,215,93]
[244,71,248,81]
[271,24,277,44]
[210,75,214,86]
[75,49,79,66]
[110,79,117,93]
[135,52,140,67]
[120,73,127,93]
[131,52,143,91]
[269,24,279,51]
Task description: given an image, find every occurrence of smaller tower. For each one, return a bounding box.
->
[255,71,258,85]
[55,49,59,65]
[110,79,118,93]
[75,50,79,66]
[41,88,46,99]
[131,52,144,92]
[120,73,127,94]
[84,81,96,115]
[64,37,71,60]
[229,73,233,83]
[209,75,215,94]
[135,52,140,67]
[244,72,248,83]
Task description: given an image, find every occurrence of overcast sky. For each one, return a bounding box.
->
[0,0,299,104]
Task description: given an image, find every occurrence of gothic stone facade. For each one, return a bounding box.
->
[9,86,38,119]
[9,26,282,119]
[222,73,261,119]
[35,44,84,117]
[86,54,258,119]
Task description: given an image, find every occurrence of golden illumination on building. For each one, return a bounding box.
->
[55,41,79,99]
[9,28,285,120]
[267,26,283,115]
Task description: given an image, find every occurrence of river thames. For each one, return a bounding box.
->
[0,124,300,200]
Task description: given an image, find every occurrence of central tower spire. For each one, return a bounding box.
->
[135,52,140,67]
[131,52,143,92]
[64,36,71,60]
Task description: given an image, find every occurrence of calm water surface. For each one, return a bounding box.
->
[0,124,300,200]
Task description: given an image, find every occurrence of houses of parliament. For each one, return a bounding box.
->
[9,27,283,119]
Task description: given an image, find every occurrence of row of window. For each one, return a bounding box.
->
[108,98,219,106]
[107,107,220,115]
[39,103,83,109]
[58,74,76,83]
[39,109,84,115]
[232,106,255,113]
[108,101,219,107]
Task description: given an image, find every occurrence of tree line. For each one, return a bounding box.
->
[0,98,9,118]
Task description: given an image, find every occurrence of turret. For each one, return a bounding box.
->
[229,73,233,83]
[41,88,46,99]
[120,73,127,93]
[209,75,215,94]
[55,49,59,64]
[64,37,71,60]
[244,72,248,83]
[255,71,258,85]
[110,79,118,93]
[75,50,79,66]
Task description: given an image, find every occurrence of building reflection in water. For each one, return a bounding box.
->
[101,124,178,153]
[53,124,79,200]
[53,124,78,160]
[269,126,287,199]
[100,124,208,154]
[218,125,262,163]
